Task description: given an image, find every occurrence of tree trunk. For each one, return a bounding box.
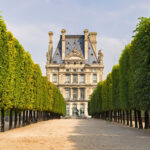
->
[29,110,32,124]
[110,111,112,121]
[137,110,143,129]
[19,112,21,127]
[14,110,17,128]
[123,111,125,124]
[129,109,133,127]
[117,111,120,123]
[144,111,149,129]
[26,110,29,125]
[1,108,5,132]
[126,110,129,126]
[33,111,36,122]
[42,111,44,120]
[23,110,25,126]
[9,109,13,129]
[36,110,39,122]
[134,109,138,128]
[120,110,122,123]
[114,111,116,122]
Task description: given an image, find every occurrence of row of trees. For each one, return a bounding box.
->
[88,17,150,129]
[0,15,66,131]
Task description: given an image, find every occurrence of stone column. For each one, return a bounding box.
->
[97,72,99,83]
[50,74,52,82]
[61,29,66,60]
[84,29,88,60]
[84,102,88,117]
[47,31,53,64]
[100,68,103,81]
[89,32,97,56]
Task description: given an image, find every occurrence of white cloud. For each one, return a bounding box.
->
[100,37,124,53]
[97,36,127,79]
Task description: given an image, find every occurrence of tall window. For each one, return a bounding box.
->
[80,104,84,115]
[66,74,70,83]
[93,74,97,83]
[80,88,85,100]
[80,74,85,83]
[72,104,78,116]
[93,69,96,73]
[66,104,70,116]
[73,74,77,83]
[73,88,78,100]
[53,74,57,83]
[65,88,70,99]
[53,69,57,72]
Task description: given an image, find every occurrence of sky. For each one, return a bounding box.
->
[0,0,150,79]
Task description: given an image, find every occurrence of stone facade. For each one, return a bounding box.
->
[46,29,104,117]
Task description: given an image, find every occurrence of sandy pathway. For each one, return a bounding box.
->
[0,119,150,150]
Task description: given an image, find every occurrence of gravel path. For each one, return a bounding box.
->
[0,119,150,150]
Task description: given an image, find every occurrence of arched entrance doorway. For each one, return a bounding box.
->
[80,104,84,116]
[72,104,78,116]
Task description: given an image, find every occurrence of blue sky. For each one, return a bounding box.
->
[1,0,150,79]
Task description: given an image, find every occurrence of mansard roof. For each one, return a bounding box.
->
[51,35,98,64]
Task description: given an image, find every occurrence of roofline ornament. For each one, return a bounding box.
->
[66,48,84,59]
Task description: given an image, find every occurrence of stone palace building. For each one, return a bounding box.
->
[46,29,104,117]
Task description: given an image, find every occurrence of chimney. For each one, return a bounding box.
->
[98,50,103,65]
[61,29,66,60]
[84,29,88,60]
[89,32,97,56]
[47,31,53,64]
[98,50,104,81]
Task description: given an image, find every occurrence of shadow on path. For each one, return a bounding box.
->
[68,119,150,150]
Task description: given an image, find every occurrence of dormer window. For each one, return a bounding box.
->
[91,53,93,56]
[56,53,59,55]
